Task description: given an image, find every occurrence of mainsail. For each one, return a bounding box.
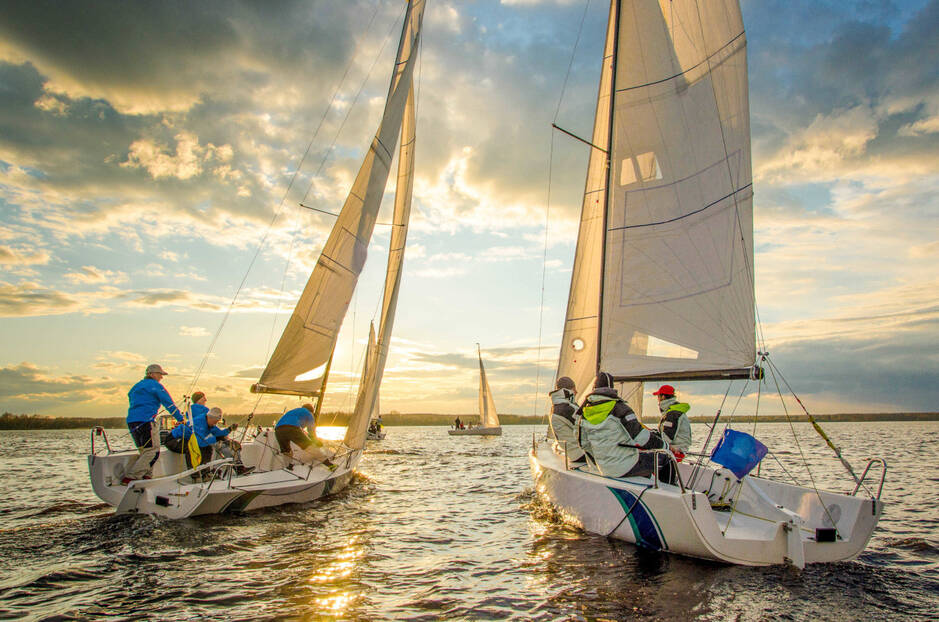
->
[477,344,500,428]
[253,0,425,398]
[557,0,755,391]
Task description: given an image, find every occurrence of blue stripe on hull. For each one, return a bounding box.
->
[608,487,666,551]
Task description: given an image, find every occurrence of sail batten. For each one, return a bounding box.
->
[257,1,424,398]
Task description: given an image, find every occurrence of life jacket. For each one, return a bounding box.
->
[548,388,583,460]
[658,402,692,452]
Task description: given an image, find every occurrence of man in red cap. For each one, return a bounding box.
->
[653,385,692,460]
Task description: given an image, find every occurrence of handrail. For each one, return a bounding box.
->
[91,427,112,455]
[851,458,887,500]
[648,449,686,493]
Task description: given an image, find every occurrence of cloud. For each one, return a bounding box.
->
[0,245,50,265]
[0,361,118,401]
[0,281,92,317]
[64,265,128,285]
[179,326,210,337]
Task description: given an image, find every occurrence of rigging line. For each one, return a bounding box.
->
[687,380,733,489]
[186,1,388,395]
[764,357,842,533]
[533,130,556,420]
[608,183,752,231]
[299,1,408,207]
[298,202,401,226]
[765,356,868,493]
[613,29,746,94]
[265,0,387,362]
[553,0,593,123]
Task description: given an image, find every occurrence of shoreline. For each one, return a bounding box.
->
[2,411,937,430]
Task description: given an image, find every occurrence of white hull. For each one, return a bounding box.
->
[88,430,360,519]
[529,440,882,567]
[448,426,502,436]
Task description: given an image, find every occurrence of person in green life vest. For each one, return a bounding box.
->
[653,384,692,461]
[576,372,673,482]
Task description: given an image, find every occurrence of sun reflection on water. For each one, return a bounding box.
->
[307,535,365,617]
[316,425,347,442]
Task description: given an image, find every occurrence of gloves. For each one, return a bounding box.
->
[229,422,238,431]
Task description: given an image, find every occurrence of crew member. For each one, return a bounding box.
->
[653,384,692,460]
[275,404,319,453]
[548,376,585,463]
[576,372,672,481]
[123,363,183,483]
[275,404,334,467]
[164,394,237,468]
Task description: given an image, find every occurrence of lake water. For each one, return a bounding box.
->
[0,422,937,620]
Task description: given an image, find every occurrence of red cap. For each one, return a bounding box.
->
[652,384,675,396]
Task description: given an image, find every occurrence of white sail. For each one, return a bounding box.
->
[255,0,425,397]
[355,322,380,421]
[477,344,500,428]
[345,69,419,449]
[601,0,755,380]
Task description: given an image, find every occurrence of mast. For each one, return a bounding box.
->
[596,0,621,378]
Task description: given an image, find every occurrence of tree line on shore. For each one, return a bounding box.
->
[2,411,937,430]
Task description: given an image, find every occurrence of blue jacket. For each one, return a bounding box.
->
[171,404,230,447]
[127,377,183,423]
[276,407,315,429]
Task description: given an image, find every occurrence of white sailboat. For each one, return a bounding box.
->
[449,344,502,436]
[88,0,424,518]
[530,0,885,567]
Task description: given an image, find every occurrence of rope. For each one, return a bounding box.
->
[185,0,397,399]
[764,358,842,534]
[532,0,593,421]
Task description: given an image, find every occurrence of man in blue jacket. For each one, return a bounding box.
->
[123,363,183,483]
[274,404,320,454]
[163,392,238,469]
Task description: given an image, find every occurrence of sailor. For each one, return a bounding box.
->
[123,363,184,483]
[548,376,585,463]
[165,401,237,468]
[454,416,463,430]
[275,404,322,454]
[576,372,672,481]
[653,384,692,460]
[376,415,383,432]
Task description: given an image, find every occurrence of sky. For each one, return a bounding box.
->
[0,0,937,421]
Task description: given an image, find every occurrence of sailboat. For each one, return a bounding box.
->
[87,0,425,518]
[449,344,502,436]
[529,0,885,567]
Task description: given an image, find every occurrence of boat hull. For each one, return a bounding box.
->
[529,440,882,567]
[88,443,361,519]
[448,427,501,436]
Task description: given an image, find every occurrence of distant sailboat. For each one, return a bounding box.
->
[450,344,502,436]
[88,0,425,517]
[529,0,885,567]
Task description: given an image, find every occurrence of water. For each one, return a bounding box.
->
[1,423,937,620]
